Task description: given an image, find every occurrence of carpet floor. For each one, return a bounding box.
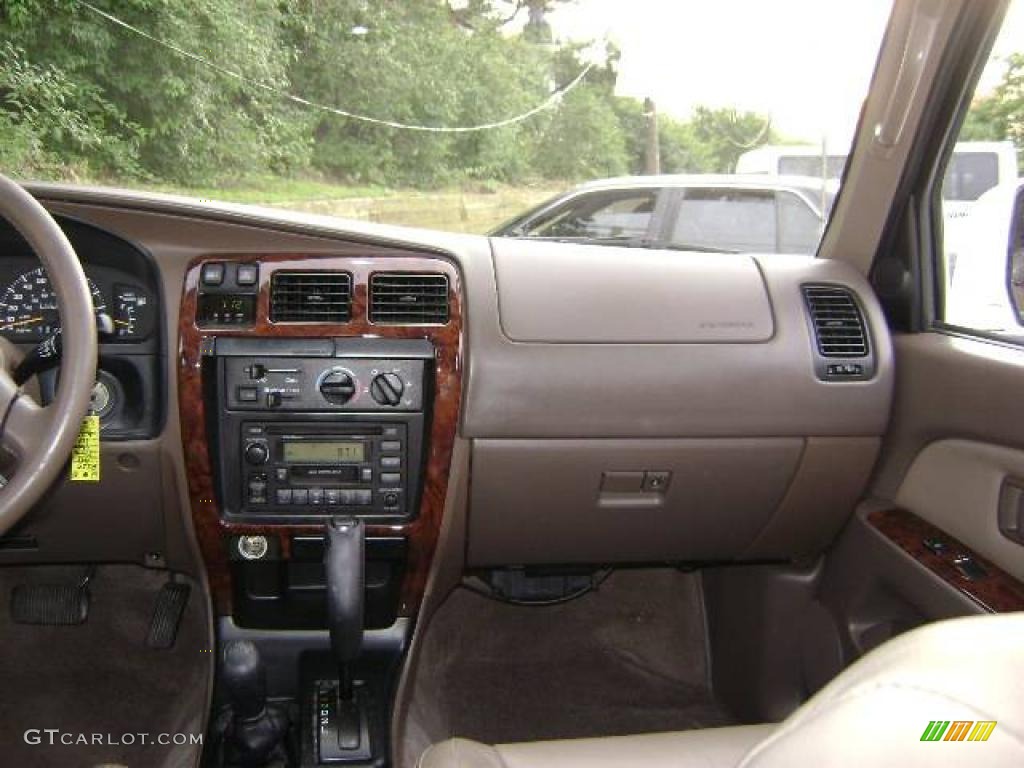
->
[413,568,733,746]
[0,564,209,768]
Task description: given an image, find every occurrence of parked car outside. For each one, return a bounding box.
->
[491,174,837,255]
[946,178,1024,335]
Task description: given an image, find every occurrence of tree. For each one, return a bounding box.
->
[687,107,775,173]
[961,53,1024,170]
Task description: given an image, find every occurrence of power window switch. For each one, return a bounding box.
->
[923,537,948,555]
[953,554,987,581]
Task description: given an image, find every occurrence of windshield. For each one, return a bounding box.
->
[2,1,892,253]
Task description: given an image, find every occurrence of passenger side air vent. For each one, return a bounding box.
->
[802,285,868,357]
[370,273,450,324]
[270,272,352,323]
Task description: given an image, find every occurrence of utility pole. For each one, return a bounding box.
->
[644,97,660,175]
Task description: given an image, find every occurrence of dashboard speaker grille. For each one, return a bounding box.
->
[370,273,449,324]
[270,272,352,323]
[802,284,868,357]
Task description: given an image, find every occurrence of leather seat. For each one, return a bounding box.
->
[419,613,1024,768]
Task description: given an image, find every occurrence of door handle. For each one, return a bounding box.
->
[997,478,1024,547]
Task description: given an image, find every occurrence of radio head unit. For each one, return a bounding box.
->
[209,338,432,524]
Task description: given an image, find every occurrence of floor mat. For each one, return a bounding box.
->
[0,564,209,768]
[417,568,733,746]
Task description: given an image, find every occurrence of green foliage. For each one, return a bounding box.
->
[0,0,775,189]
[961,53,1024,170]
[532,84,629,178]
[0,42,141,179]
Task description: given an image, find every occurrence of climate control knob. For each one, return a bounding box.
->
[319,369,356,405]
[244,441,269,465]
[370,372,405,406]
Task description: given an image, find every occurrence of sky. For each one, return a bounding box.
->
[545,0,1024,150]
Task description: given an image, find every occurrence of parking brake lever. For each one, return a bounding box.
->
[13,312,113,385]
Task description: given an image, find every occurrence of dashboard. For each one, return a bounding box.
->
[0,215,162,439]
[0,185,893,638]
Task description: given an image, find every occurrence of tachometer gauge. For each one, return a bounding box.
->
[0,267,106,340]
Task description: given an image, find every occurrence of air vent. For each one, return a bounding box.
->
[370,273,449,324]
[270,272,351,323]
[802,285,868,357]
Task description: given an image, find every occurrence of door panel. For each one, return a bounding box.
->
[817,330,1024,675]
[894,438,1024,581]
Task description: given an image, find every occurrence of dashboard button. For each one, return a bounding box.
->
[383,492,399,508]
[355,490,372,505]
[381,472,401,486]
[236,264,259,286]
[201,263,225,285]
[325,489,340,506]
[380,456,401,469]
[381,441,401,452]
[360,467,373,483]
[237,386,258,403]
[276,488,292,505]
[339,490,355,505]
[292,489,309,505]
[309,488,324,506]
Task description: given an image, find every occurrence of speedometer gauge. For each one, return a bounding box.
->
[0,267,107,340]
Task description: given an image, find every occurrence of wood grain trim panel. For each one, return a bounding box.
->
[178,251,462,617]
[867,508,1024,613]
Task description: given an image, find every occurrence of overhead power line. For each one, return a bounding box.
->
[76,0,595,133]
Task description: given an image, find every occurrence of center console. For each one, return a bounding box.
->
[177,250,462,767]
[214,338,432,524]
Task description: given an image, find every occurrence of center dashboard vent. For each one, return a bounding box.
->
[369,273,449,324]
[802,284,868,358]
[270,272,352,323]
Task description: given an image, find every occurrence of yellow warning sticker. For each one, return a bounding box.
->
[70,414,100,482]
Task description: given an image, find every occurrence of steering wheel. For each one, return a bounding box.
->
[0,174,98,536]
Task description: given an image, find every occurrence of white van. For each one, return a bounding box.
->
[736,141,1018,204]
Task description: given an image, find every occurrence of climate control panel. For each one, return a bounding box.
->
[208,337,431,524]
[223,355,424,412]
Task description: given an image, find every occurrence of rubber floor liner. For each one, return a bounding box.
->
[146,580,191,648]
[11,581,90,625]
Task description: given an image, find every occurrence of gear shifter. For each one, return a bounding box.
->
[219,640,290,766]
[319,516,370,761]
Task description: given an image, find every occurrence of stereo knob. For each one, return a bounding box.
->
[319,369,356,405]
[244,442,269,465]
[370,372,405,406]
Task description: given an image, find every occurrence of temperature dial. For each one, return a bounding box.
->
[319,369,357,404]
[370,372,405,406]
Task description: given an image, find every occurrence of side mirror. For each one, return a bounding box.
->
[1009,191,1024,326]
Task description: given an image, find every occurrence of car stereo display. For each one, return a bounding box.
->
[282,440,365,464]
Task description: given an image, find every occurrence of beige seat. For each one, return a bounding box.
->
[420,612,1024,768]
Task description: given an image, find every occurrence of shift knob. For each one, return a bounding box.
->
[221,639,266,720]
[324,517,365,665]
